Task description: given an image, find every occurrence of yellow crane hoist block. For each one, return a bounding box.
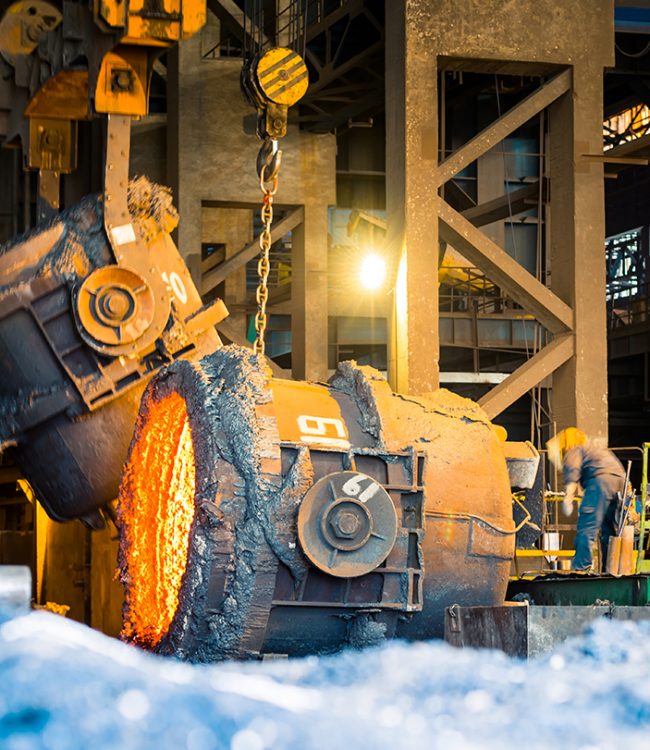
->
[254,47,309,108]
[94,0,206,44]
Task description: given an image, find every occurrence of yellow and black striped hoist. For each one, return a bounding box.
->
[242,46,309,142]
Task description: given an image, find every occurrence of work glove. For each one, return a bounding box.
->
[562,482,578,515]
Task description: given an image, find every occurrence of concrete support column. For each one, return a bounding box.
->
[167,36,203,287]
[385,0,440,395]
[291,202,329,381]
[549,64,608,438]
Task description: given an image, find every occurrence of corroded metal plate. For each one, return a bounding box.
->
[298,471,398,578]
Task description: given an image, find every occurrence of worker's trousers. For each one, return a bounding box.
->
[573,475,624,571]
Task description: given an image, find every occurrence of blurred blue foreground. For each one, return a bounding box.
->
[2,610,650,750]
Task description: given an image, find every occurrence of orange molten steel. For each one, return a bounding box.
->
[119,391,196,647]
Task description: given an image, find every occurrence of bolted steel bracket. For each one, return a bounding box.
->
[297,470,398,578]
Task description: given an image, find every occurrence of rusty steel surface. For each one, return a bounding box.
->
[27,117,77,174]
[0,177,223,525]
[297,471,399,578]
[119,345,515,660]
[75,266,156,351]
[24,70,90,120]
[0,1,61,58]
[502,440,540,490]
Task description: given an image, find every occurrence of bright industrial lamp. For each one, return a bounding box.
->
[360,254,386,291]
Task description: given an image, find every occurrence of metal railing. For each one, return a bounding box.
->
[439,266,522,315]
[608,283,650,329]
[202,37,242,60]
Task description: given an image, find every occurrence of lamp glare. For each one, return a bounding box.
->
[360,254,386,291]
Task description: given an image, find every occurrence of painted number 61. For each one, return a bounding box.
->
[342,473,380,503]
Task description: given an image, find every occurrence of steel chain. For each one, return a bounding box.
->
[254,157,279,356]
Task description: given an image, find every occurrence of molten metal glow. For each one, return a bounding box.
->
[120,391,196,648]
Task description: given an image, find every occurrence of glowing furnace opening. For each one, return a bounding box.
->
[119,391,196,648]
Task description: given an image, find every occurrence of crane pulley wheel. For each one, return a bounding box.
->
[253,47,309,107]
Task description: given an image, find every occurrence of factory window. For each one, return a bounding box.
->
[246,314,291,369]
[604,104,650,151]
[606,227,645,301]
[607,227,649,328]
[201,243,226,303]
[328,316,387,372]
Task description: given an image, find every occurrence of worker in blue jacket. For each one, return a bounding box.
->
[547,428,626,572]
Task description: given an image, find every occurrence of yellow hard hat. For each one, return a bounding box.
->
[546,427,587,468]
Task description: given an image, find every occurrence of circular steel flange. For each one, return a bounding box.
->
[298,471,398,578]
[74,265,162,356]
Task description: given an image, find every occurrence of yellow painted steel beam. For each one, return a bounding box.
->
[95,47,150,116]
[515,549,575,557]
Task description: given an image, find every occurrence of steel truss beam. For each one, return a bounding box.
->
[461,180,547,227]
[438,200,573,334]
[435,69,571,189]
[305,40,384,99]
[439,180,575,418]
[310,90,384,132]
[201,206,304,295]
[434,71,579,419]
[205,0,270,51]
[299,2,384,131]
[478,333,575,419]
[303,0,368,45]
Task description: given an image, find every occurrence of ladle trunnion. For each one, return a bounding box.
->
[118,346,516,660]
[0,180,225,528]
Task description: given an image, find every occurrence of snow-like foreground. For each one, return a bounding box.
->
[1,611,649,750]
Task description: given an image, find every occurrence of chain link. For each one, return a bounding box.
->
[254,162,278,356]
